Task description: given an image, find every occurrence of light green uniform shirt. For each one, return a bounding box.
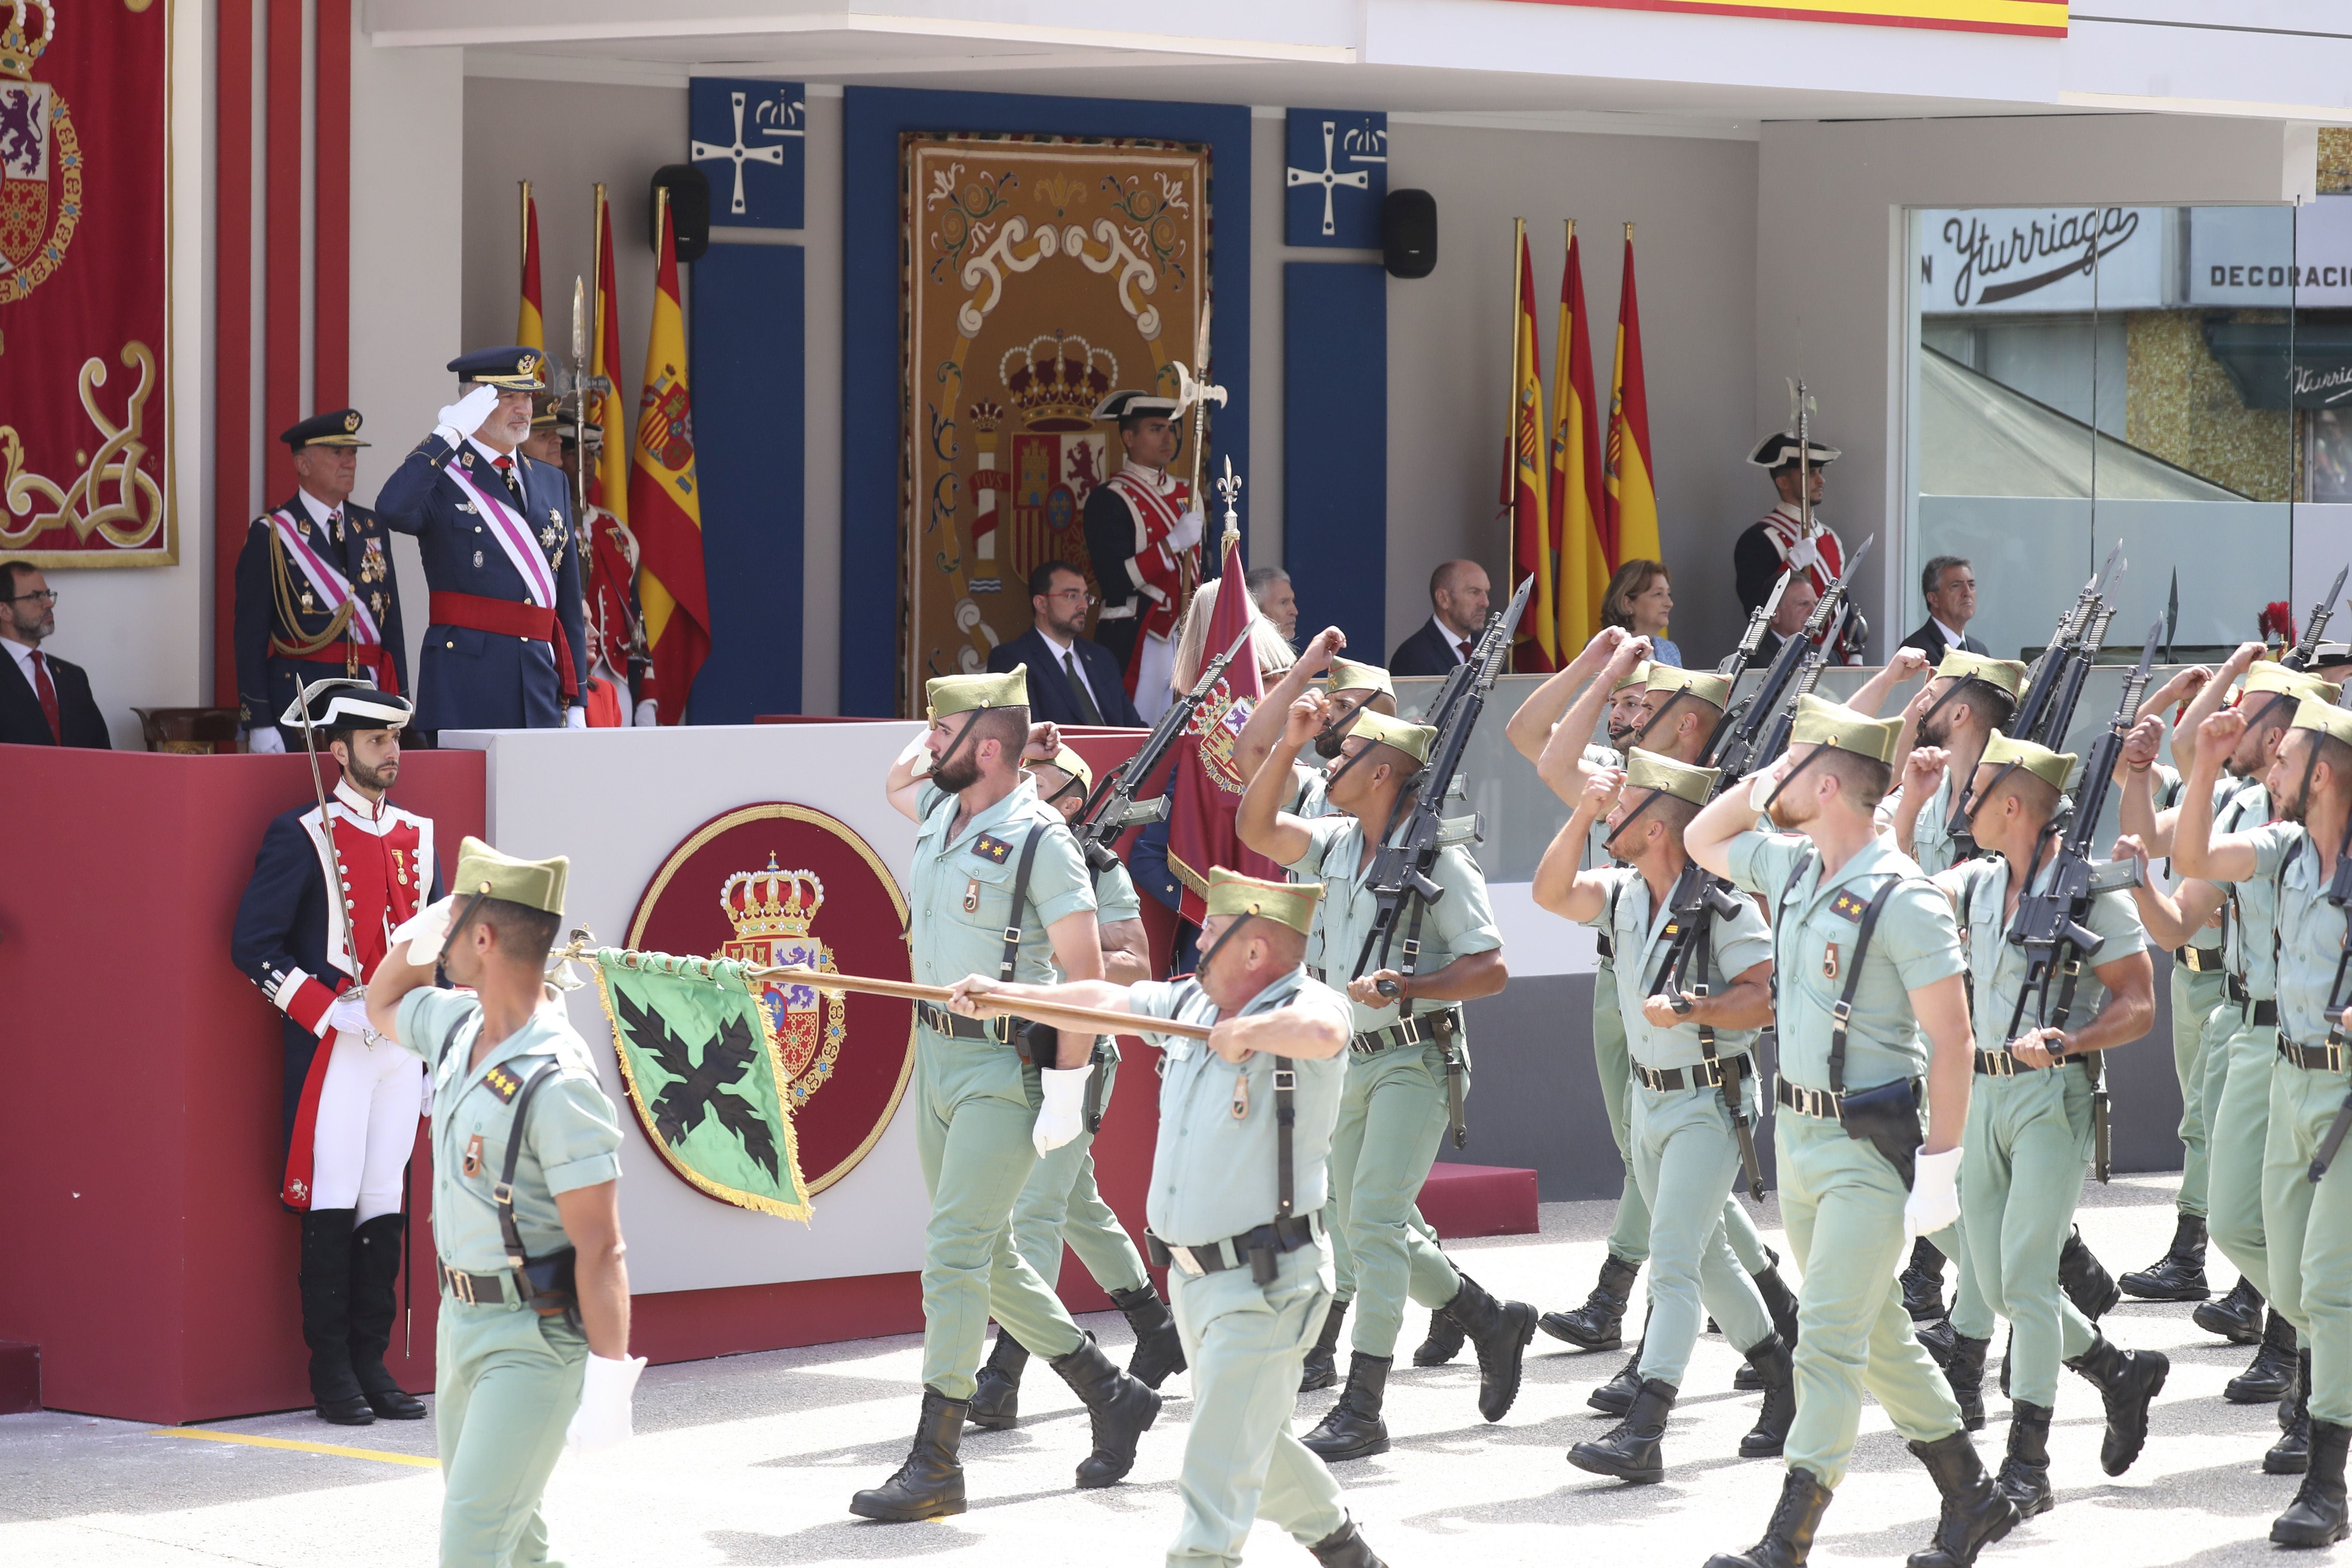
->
[909,778,1095,995]
[2211,778,2277,996]
[1286,813,1504,1035]
[1876,771,1973,876]
[1131,966,1352,1246]
[1581,865,1774,1071]
[1726,829,1966,1092]
[1934,854,2146,1045]
[2151,766,2224,955]
[396,987,625,1275]
[1094,859,1143,926]
[2247,821,2352,1051]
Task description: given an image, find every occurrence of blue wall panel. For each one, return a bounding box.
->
[688,241,805,722]
[1283,260,1386,658]
[842,87,1253,716]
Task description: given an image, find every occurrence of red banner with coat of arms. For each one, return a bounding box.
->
[0,0,172,566]
[1166,528,1286,922]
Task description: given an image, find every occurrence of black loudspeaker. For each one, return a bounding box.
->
[650,165,712,262]
[1383,189,1437,279]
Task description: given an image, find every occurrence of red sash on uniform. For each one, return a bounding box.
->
[429,591,580,701]
[1102,467,1195,685]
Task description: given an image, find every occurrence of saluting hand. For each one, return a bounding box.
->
[2119,714,2164,772]
[1023,722,1063,763]
[2198,707,2248,755]
[1902,746,1950,796]
[1300,627,1348,676]
[1885,647,1932,683]
[1580,767,1626,818]
[1284,689,1331,749]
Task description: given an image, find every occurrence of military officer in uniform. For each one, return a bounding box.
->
[968,746,1186,1428]
[858,668,1161,1521]
[231,681,439,1426]
[1733,433,1865,666]
[1534,751,1796,1482]
[1689,695,2015,1568]
[233,410,408,752]
[363,837,645,1568]
[1239,696,1536,1460]
[1083,389,1205,717]
[375,347,588,736]
[947,868,1388,1568]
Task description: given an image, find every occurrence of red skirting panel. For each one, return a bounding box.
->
[1418,1164,1541,1240]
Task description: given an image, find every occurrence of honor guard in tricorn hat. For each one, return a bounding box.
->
[233,407,409,753]
[1736,427,1865,665]
[373,346,587,735]
[1083,387,1206,715]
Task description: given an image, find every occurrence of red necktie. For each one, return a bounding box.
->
[29,649,60,743]
[1458,638,1474,663]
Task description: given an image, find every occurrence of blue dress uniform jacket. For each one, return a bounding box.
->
[374,435,587,733]
[232,495,410,737]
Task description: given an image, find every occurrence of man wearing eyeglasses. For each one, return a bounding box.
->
[0,563,110,748]
[988,559,1145,729]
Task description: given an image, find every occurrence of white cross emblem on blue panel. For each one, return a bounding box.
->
[1285,110,1386,249]
[689,78,805,229]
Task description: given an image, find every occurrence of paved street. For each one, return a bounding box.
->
[1,1177,2336,1566]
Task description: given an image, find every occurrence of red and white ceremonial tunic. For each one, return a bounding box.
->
[1097,465,1197,717]
[1752,502,1865,666]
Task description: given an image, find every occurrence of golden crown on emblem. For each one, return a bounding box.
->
[723,854,824,939]
[999,334,1116,434]
[1,0,55,81]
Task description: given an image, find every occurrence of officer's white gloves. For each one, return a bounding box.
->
[1034,1066,1092,1156]
[325,992,372,1038]
[434,384,503,448]
[393,894,460,968]
[1900,1146,1963,1273]
[565,1352,648,1457]
[248,727,287,755]
[632,699,658,727]
[1785,536,1824,574]
[896,730,935,778]
[1167,508,1205,553]
[564,704,589,731]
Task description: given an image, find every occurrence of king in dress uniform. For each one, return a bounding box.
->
[1733,433,1866,667]
[230,682,441,1426]
[1083,390,1205,719]
[233,410,408,753]
[374,347,588,735]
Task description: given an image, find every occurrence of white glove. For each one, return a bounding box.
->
[1785,537,1823,574]
[896,729,935,778]
[419,1063,436,1117]
[393,894,460,968]
[325,991,372,1038]
[564,704,588,731]
[1034,1065,1092,1156]
[564,1352,647,1457]
[247,727,286,755]
[434,384,503,446]
[632,698,658,727]
[1166,508,1205,553]
[1747,768,1776,812]
[1899,1147,1963,1274]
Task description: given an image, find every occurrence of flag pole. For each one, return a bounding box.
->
[520,179,530,270]
[768,967,1216,1041]
[1506,217,1525,674]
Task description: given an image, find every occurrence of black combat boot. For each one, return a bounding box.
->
[2059,1226,2121,1321]
[346,1213,425,1420]
[297,1210,373,1427]
[1412,1302,1467,1366]
[1943,1333,1989,1432]
[1541,1253,1639,1350]
[2120,1213,2211,1302]
[2271,1418,2351,1547]
[1995,1400,2054,1519]
[1902,1238,1947,1323]
[1569,1377,1677,1484]
[1704,1467,1834,1568]
[1996,1328,2012,1400]
[2269,1351,2314,1476]
[968,1331,1028,1430]
[1916,1315,1958,1370]
[1109,1283,1186,1390]
[1302,1353,1392,1461]
[1048,1331,1162,1487]
[1309,1513,1391,1567]
[850,1386,968,1520]
[2226,1309,2298,1404]
[1589,1336,1645,1415]
[1300,1299,1348,1393]
[1755,1260,1802,1349]
[2065,1330,2169,1476]
[1739,1334,1797,1459]
[2193,1276,2265,1344]
[1904,1430,2019,1568]
[1445,1271,1537,1421]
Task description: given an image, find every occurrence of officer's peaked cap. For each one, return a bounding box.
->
[282,408,370,450]
[447,346,549,390]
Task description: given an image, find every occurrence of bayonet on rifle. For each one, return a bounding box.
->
[1070,622,1254,873]
[2282,563,2351,673]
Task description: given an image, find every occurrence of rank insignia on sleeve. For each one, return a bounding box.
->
[484,1063,524,1103]
[1828,890,1870,923]
[971,833,1015,865]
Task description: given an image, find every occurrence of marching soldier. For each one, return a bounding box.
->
[860,668,1161,1521]
[230,681,438,1427]
[1533,752,1796,1482]
[1733,433,1865,666]
[1688,695,2015,1568]
[1900,731,2164,1517]
[362,838,645,1566]
[1238,695,1535,1461]
[233,411,407,752]
[375,347,588,736]
[1084,389,1205,717]
[968,747,1186,1428]
[946,867,1388,1568]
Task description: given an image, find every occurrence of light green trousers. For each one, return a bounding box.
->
[914,1032,1085,1397]
[1008,1054,1150,1296]
[1166,1242,1351,1566]
[1959,1065,2099,1406]
[1326,1203,1444,1305]
[2207,1017,2276,1298]
[2260,1060,2352,1425]
[1594,962,1652,1265]
[1329,1042,1463,1357]
[2170,964,2233,1218]
[434,1300,587,1568]
[1776,1112,1965,1488]
[1630,1079,1773,1384]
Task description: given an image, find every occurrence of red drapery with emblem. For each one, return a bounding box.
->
[1165,530,1286,924]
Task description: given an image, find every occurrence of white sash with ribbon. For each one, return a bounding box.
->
[445,457,557,608]
[272,509,382,646]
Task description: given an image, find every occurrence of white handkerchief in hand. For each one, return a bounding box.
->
[565,1352,647,1457]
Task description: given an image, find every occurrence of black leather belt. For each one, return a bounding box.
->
[438,1260,524,1307]
[2246,999,2279,1028]
[2278,1036,2348,1073]
[1974,1046,2084,1077]
[2175,946,2224,974]
[1775,1076,1845,1120]
[916,1000,1014,1044]
[1634,1053,1753,1093]
[1147,1212,1323,1277]
[1351,1006,1462,1056]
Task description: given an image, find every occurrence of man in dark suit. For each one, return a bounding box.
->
[1390,559,1491,676]
[0,563,111,748]
[1743,573,1822,670]
[986,560,1145,728]
[1898,555,1989,665]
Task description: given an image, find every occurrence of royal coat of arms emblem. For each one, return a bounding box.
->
[719,854,846,1109]
[0,0,73,304]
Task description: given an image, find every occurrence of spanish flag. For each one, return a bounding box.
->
[516,182,545,355]
[1605,225,1661,570]
[1550,222,1608,657]
[1504,221,1556,673]
[629,189,711,723]
[585,183,639,689]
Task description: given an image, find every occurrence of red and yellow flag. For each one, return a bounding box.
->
[1605,225,1662,572]
[585,184,639,689]
[516,181,545,354]
[1550,221,1608,658]
[629,189,712,723]
[1504,222,1556,673]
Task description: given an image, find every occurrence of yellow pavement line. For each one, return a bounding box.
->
[149,1427,440,1468]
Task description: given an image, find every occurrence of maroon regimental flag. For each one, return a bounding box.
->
[1166,530,1286,924]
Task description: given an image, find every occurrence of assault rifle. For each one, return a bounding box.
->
[2281,563,2351,673]
[1700,534,1874,782]
[2010,541,2124,748]
[1717,568,1793,680]
[1069,622,1254,876]
[2001,617,2162,1182]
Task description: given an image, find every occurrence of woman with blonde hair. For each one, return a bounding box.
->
[1168,573,1298,694]
[1601,558,1681,668]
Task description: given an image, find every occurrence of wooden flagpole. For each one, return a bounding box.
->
[766,967,1214,1041]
